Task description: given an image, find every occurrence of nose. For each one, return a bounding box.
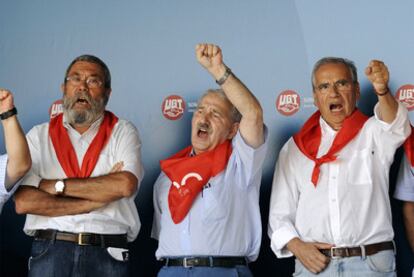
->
[77,79,89,91]
[328,84,340,97]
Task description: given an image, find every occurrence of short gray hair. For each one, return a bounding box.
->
[64,54,111,89]
[199,89,242,123]
[311,57,358,90]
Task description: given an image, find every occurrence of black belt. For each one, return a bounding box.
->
[320,241,395,258]
[34,229,128,248]
[163,256,248,268]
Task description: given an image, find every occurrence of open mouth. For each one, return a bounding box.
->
[75,97,89,106]
[197,127,209,139]
[329,103,343,112]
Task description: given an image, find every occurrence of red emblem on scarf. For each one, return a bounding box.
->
[160,140,232,224]
[49,111,119,178]
[293,109,368,186]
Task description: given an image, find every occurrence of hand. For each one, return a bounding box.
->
[110,161,124,173]
[0,88,15,113]
[195,43,226,79]
[365,60,389,95]
[287,238,332,274]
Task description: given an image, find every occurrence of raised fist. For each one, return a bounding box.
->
[0,89,15,113]
[365,60,389,95]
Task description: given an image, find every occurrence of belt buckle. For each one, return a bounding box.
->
[78,233,88,246]
[183,257,192,268]
[330,246,345,259]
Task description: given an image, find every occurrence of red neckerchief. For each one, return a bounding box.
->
[403,125,414,166]
[293,109,368,186]
[49,111,119,178]
[160,140,232,224]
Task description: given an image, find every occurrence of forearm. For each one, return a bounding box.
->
[3,115,31,185]
[211,65,264,147]
[402,201,414,252]
[14,186,104,217]
[39,171,138,203]
[377,90,398,123]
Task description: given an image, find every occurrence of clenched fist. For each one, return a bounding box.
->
[195,43,227,80]
[0,88,15,113]
[365,60,389,95]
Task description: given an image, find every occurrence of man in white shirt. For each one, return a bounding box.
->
[268,57,410,276]
[14,55,144,277]
[152,44,267,277]
[0,88,31,213]
[394,140,414,276]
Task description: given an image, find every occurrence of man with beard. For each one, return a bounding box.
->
[0,88,31,213]
[14,55,144,277]
[152,44,267,277]
[268,58,410,276]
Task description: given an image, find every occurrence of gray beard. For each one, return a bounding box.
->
[63,92,106,126]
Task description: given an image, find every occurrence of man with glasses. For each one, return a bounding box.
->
[0,88,31,213]
[268,57,410,276]
[15,55,144,277]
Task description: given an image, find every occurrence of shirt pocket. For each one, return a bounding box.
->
[202,187,227,223]
[346,148,373,186]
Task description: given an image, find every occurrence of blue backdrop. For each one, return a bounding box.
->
[0,0,413,276]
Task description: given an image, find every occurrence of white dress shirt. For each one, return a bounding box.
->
[268,103,410,258]
[152,129,268,262]
[394,154,414,202]
[21,114,144,241]
[0,154,11,213]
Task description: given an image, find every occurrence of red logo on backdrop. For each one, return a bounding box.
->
[49,99,63,119]
[276,90,300,116]
[396,84,414,111]
[162,95,186,120]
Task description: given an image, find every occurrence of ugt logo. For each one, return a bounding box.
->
[396,84,414,111]
[162,94,186,120]
[276,90,300,116]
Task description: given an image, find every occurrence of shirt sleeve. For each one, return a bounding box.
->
[151,174,163,240]
[394,154,414,202]
[231,125,268,188]
[372,102,411,163]
[268,140,300,258]
[20,127,42,188]
[113,121,145,185]
[0,154,9,197]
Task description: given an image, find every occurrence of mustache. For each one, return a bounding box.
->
[197,122,211,133]
[64,91,92,107]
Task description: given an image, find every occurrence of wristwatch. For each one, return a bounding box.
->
[55,180,65,195]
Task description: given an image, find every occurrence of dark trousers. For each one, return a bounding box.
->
[28,239,129,277]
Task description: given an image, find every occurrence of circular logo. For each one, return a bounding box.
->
[161,95,186,120]
[276,90,300,116]
[49,99,63,119]
[396,84,414,111]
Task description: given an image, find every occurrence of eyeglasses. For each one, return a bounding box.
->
[315,79,354,94]
[65,75,104,88]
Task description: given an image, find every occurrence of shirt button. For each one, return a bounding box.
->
[331,199,336,202]
[332,176,337,180]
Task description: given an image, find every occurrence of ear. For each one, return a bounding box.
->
[227,122,239,139]
[355,82,361,101]
[313,90,319,108]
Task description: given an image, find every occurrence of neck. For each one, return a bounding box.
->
[72,123,92,134]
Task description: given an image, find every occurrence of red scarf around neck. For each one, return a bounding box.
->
[293,109,368,186]
[49,111,119,178]
[403,125,414,166]
[160,140,232,224]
